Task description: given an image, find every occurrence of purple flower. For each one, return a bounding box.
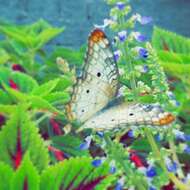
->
[133,32,147,42]
[96,131,104,138]
[174,130,186,141]
[167,91,175,99]
[142,65,149,73]
[165,158,178,173]
[110,166,116,174]
[114,50,122,62]
[116,2,126,10]
[184,145,190,154]
[149,186,157,190]
[138,16,153,25]
[79,136,92,150]
[92,159,102,167]
[118,31,127,42]
[115,177,125,190]
[155,134,161,142]
[110,161,116,174]
[128,130,134,138]
[146,166,157,178]
[138,47,149,58]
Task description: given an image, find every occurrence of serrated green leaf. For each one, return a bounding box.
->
[152,26,190,54]
[36,27,64,49]
[52,134,89,157]
[0,48,10,64]
[2,83,28,102]
[131,138,151,152]
[44,92,70,104]
[0,162,14,190]
[10,153,40,190]
[0,106,49,172]
[29,96,63,115]
[40,157,115,190]
[31,78,60,96]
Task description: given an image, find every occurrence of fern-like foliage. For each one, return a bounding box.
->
[0,162,13,190]
[0,106,49,172]
[10,153,40,190]
[152,26,190,54]
[40,157,115,190]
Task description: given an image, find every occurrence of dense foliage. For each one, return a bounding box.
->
[0,0,189,190]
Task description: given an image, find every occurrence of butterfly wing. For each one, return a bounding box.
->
[82,103,175,131]
[66,29,119,122]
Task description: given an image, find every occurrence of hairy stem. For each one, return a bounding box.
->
[104,133,147,190]
[145,128,189,190]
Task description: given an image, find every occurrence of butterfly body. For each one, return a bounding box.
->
[66,29,175,131]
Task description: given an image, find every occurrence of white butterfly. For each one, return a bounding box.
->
[66,29,175,131]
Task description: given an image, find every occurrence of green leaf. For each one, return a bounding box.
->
[0,162,14,190]
[46,46,85,67]
[160,62,190,76]
[131,138,151,152]
[51,134,89,157]
[0,89,13,104]
[36,27,64,49]
[0,68,38,94]
[0,104,17,115]
[40,157,115,190]
[54,76,73,91]
[44,92,70,104]
[152,26,190,54]
[0,48,10,64]
[29,96,63,115]
[157,50,190,65]
[2,83,28,102]
[11,72,38,93]
[31,78,60,96]
[10,153,40,190]
[0,106,49,172]
[0,20,64,49]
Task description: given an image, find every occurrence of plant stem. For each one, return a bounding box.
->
[118,13,138,100]
[168,129,185,179]
[104,133,147,190]
[144,128,189,190]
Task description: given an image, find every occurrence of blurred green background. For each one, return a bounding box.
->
[0,0,190,48]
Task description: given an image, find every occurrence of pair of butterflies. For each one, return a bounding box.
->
[66,29,175,131]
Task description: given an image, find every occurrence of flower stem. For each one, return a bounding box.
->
[144,128,189,190]
[168,128,185,179]
[104,133,147,190]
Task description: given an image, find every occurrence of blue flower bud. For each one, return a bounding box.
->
[128,130,134,138]
[115,183,123,190]
[79,142,90,150]
[149,186,157,190]
[110,166,116,174]
[118,31,127,42]
[114,50,122,62]
[116,2,126,10]
[134,32,147,42]
[142,65,149,73]
[146,166,157,178]
[79,136,92,150]
[115,177,125,190]
[96,131,104,138]
[184,145,190,154]
[155,134,161,142]
[92,159,102,167]
[139,48,148,58]
[138,16,152,25]
[165,157,178,173]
